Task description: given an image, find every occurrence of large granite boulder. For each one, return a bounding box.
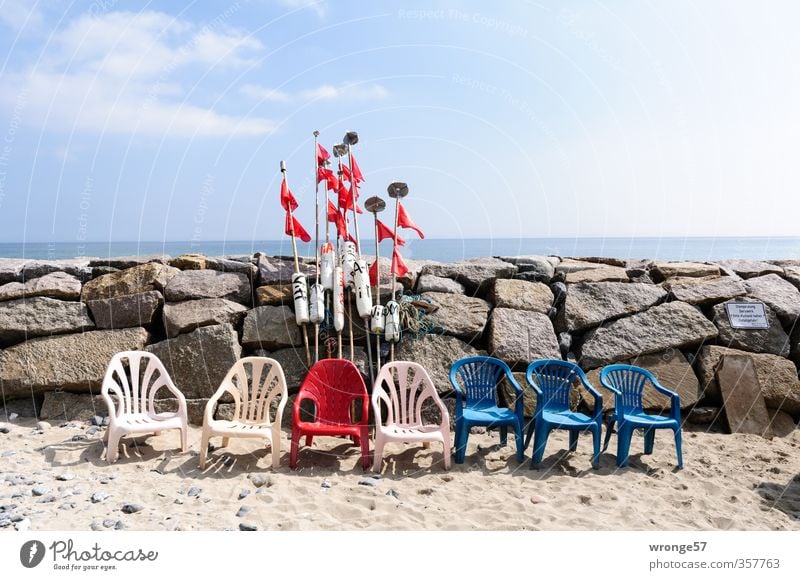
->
[498,255,556,283]
[664,276,747,306]
[555,259,605,275]
[744,274,800,328]
[21,259,91,281]
[0,259,26,284]
[783,266,800,292]
[87,291,163,330]
[566,266,629,284]
[87,255,170,269]
[579,301,717,369]
[255,285,293,306]
[169,254,208,270]
[163,298,248,338]
[487,308,560,368]
[0,328,149,396]
[39,392,107,422]
[489,279,553,313]
[559,282,666,333]
[206,256,258,279]
[146,324,241,400]
[422,292,490,342]
[716,260,783,279]
[394,334,485,396]
[419,258,517,295]
[695,345,800,418]
[0,297,94,345]
[256,255,315,285]
[0,272,82,302]
[242,305,302,349]
[651,261,720,282]
[584,350,701,413]
[164,270,251,304]
[416,274,465,295]
[712,298,790,357]
[81,262,178,301]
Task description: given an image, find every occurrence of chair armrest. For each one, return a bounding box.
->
[293,391,318,425]
[651,378,681,420]
[578,375,604,419]
[449,367,464,417]
[357,392,370,425]
[100,380,122,420]
[505,370,525,420]
[203,384,234,426]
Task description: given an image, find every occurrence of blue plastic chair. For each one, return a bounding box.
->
[449,356,524,464]
[599,364,683,469]
[525,360,603,469]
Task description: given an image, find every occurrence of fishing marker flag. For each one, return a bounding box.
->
[369,259,379,287]
[280,178,298,212]
[391,247,409,278]
[350,153,364,183]
[376,219,406,246]
[285,212,311,242]
[317,167,338,191]
[397,202,425,239]
[316,143,330,164]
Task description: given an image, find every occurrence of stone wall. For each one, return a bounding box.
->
[1,253,799,427]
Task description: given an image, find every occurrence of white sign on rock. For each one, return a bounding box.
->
[724,302,770,329]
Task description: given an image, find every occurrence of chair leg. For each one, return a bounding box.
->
[591,424,601,469]
[106,430,121,464]
[221,437,230,448]
[568,430,579,452]
[602,419,615,452]
[523,418,536,449]
[271,438,281,469]
[198,430,210,469]
[499,425,508,447]
[180,425,188,453]
[289,429,301,470]
[305,435,314,447]
[359,429,370,470]
[442,434,451,470]
[531,424,551,467]
[372,436,383,473]
[513,419,524,463]
[616,424,633,468]
[455,421,470,464]
[674,427,683,469]
[644,429,655,455]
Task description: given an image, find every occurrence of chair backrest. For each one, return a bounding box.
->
[449,356,509,409]
[600,364,650,414]
[373,361,441,428]
[101,351,179,417]
[220,357,287,425]
[526,359,583,412]
[299,359,367,425]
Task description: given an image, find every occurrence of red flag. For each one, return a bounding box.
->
[280,178,298,212]
[369,259,379,287]
[350,154,364,183]
[397,202,424,239]
[338,184,363,214]
[316,143,330,164]
[376,219,405,246]
[285,212,311,242]
[326,199,338,223]
[317,167,338,192]
[341,163,351,183]
[391,247,409,277]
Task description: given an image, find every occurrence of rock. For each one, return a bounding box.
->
[712,298,790,356]
[87,291,163,330]
[169,254,208,270]
[248,473,271,488]
[419,258,517,295]
[651,261,721,282]
[499,255,555,282]
[0,426,9,433]
[256,255,315,285]
[241,306,302,350]
[768,409,797,437]
[92,266,119,279]
[103,519,116,528]
[14,518,31,532]
[688,406,720,425]
[0,328,149,396]
[0,272,82,302]
[566,266,629,284]
[236,506,251,517]
[555,259,606,275]
[0,259,26,284]
[206,257,258,279]
[146,324,241,399]
[585,350,701,412]
[39,392,107,422]
[35,421,50,431]
[0,297,95,345]
[421,292,490,341]
[358,477,379,487]
[239,522,258,531]
[255,285,293,306]
[121,503,143,514]
[163,298,248,338]
[91,492,109,503]
[187,486,201,497]
[87,255,170,269]
[22,259,91,281]
[665,276,747,306]
[489,279,553,313]
[395,334,485,396]
[487,308,560,368]
[238,489,250,500]
[579,302,717,369]
[744,274,800,328]
[91,415,104,426]
[164,270,251,305]
[716,260,783,279]
[696,346,800,417]
[716,354,773,437]
[559,282,666,333]
[81,263,178,301]
[416,274,465,295]
[550,282,567,309]
[386,489,400,499]
[32,484,49,496]
[558,332,572,359]
[56,473,75,481]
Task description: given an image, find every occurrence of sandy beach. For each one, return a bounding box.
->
[1,418,798,532]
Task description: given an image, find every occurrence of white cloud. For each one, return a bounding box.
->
[241,81,389,103]
[2,10,275,138]
[0,0,42,31]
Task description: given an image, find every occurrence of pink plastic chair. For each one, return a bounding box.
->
[372,361,451,471]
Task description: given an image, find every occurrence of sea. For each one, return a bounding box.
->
[0,237,799,262]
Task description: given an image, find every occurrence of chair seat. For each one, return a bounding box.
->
[207,419,275,438]
[115,413,184,432]
[295,421,364,437]
[614,412,679,429]
[378,424,447,442]
[462,406,518,425]
[541,409,597,429]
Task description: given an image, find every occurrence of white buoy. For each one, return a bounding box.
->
[320,242,335,290]
[292,272,310,325]
[309,282,324,324]
[341,240,357,287]
[370,304,385,334]
[352,259,372,318]
[333,266,345,332]
[385,300,400,343]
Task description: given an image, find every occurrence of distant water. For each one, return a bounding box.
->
[1,237,799,262]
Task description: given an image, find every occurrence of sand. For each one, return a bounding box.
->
[1,418,798,532]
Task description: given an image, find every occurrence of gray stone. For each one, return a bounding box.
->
[248,473,271,488]
[559,282,666,333]
[168,254,210,270]
[716,354,773,438]
[768,409,798,438]
[87,291,163,329]
[550,282,567,308]
[744,274,800,328]
[416,274,465,295]
[146,324,241,400]
[0,328,149,396]
[696,345,800,418]
[22,259,91,281]
[558,332,572,359]
[716,260,783,279]
[121,503,143,514]
[256,255,315,285]
[91,492,109,503]
[255,285,293,306]
[0,297,95,345]
[687,406,720,426]
[555,259,605,275]
[487,308,560,368]
[92,266,119,279]
[39,392,107,422]
[81,263,179,301]
[579,302,717,369]
[236,506,251,517]
[56,473,75,481]
[32,484,49,496]
[419,258,517,294]
[566,266,629,284]
[651,261,721,281]
[0,259,26,284]
[206,256,258,279]
[35,421,50,431]
[239,522,258,531]
[164,270,251,305]
[87,255,170,269]
[665,276,747,306]
[163,298,248,338]
[712,298,790,357]
[395,334,485,396]
[242,306,302,350]
[499,255,555,282]
[0,272,82,302]
[489,279,553,313]
[187,486,201,497]
[782,266,800,293]
[421,292,490,341]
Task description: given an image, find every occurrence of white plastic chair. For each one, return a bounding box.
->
[101,351,188,463]
[372,361,451,471]
[199,357,288,469]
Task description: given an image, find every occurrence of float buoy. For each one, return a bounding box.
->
[320,242,335,290]
[292,272,310,325]
[309,282,324,324]
[333,266,345,332]
[352,259,372,318]
[384,299,400,343]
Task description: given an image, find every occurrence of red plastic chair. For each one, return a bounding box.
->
[290,359,370,469]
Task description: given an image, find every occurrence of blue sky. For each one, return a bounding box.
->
[0,0,798,245]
